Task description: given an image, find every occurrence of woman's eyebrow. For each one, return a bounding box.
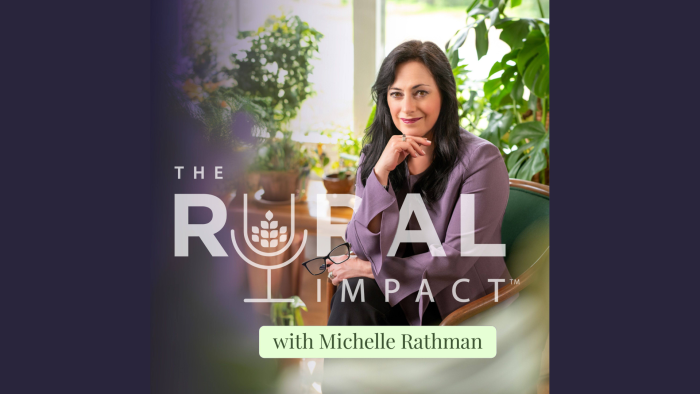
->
[389,84,430,91]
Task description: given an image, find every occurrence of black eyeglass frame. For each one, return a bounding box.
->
[301,242,354,276]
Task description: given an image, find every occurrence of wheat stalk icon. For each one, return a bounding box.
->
[251,210,288,248]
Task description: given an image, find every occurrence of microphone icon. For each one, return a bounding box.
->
[231,193,308,303]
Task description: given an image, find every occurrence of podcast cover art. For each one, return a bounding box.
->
[152,1,550,393]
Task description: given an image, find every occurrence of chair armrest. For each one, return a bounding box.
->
[440,249,549,326]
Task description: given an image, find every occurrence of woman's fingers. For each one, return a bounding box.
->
[390,138,418,158]
[391,145,409,163]
[407,139,426,155]
[331,267,343,286]
[393,134,431,146]
[398,141,420,158]
[411,136,432,146]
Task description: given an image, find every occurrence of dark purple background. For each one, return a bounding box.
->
[2,0,697,393]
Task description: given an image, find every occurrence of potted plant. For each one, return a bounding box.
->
[224,13,324,201]
[177,38,273,201]
[313,128,361,194]
[248,130,315,201]
[270,296,307,326]
[271,296,307,370]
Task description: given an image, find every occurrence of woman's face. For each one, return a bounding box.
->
[387,60,442,139]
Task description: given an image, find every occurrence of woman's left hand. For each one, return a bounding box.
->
[327,255,374,286]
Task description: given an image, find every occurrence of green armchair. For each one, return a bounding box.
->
[326,179,550,325]
[440,178,550,325]
[323,179,550,393]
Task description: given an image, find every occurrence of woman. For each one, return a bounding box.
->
[326,40,512,327]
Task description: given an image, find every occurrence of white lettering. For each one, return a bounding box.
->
[388,194,445,257]
[174,194,228,257]
[341,279,365,302]
[452,278,470,302]
[415,279,435,302]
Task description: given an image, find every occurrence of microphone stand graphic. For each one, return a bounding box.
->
[231,193,308,303]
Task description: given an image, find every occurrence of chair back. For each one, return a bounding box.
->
[501,179,550,278]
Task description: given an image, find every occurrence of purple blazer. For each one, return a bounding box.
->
[344,129,512,326]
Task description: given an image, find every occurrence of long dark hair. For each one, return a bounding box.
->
[360,40,463,209]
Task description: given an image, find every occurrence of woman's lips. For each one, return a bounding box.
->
[401,117,422,124]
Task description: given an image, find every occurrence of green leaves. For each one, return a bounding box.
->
[450,1,550,184]
[449,2,494,61]
[446,24,474,68]
[517,30,549,98]
[468,4,494,18]
[488,61,502,77]
[488,7,500,29]
[511,75,524,104]
[229,13,323,129]
[510,120,546,145]
[499,20,530,50]
[448,27,469,54]
[475,20,489,60]
[448,48,460,69]
[271,296,307,326]
[481,111,514,149]
[366,104,376,129]
[506,121,549,180]
[484,78,502,99]
[483,50,526,112]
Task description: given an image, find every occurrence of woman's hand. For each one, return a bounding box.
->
[327,255,374,286]
[373,134,431,183]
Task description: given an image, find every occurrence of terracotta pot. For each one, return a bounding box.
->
[322,173,355,194]
[258,170,301,201]
[244,172,261,193]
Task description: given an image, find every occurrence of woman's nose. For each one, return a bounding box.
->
[402,95,416,114]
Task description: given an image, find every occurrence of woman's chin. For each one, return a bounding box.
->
[395,125,428,136]
[401,129,429,138]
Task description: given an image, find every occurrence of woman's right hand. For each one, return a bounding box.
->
[373,134,432,180]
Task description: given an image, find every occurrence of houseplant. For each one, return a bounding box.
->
[225,13,324,200]
[271,296,307,370]
[270,296,307,326]
[446,0,549,184]
[313,128,361,194]
[179,38,271,150]
[249,129,316,201]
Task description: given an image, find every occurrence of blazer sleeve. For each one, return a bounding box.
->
[345,143,509,312]
[343,152,398,262]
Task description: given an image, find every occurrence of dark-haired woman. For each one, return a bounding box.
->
[326,40,512,327]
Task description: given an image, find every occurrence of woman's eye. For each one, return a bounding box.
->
[390,92,402,98]
[416,90,428,97]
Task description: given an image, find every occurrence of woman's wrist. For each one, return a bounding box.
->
[361,258,374,278]
[373,167,390,187]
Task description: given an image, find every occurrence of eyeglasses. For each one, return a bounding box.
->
[302,242,353,276]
